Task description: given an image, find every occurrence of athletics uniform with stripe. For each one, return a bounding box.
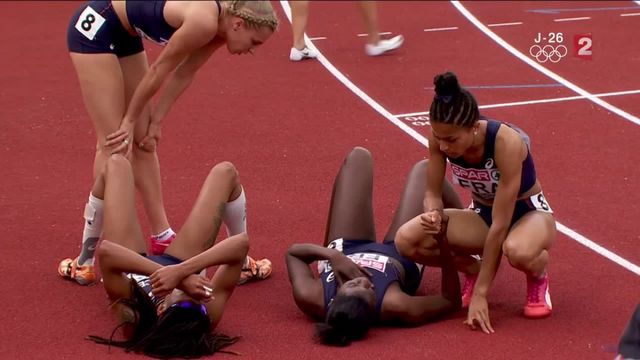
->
[67,0,221,56]
[127,253,183,307]
[318,238,423,319]
[448,119,553,227]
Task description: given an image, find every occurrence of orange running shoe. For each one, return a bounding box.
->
[58,257,96,285]
[238,256,272,285]
[524,273,552,318]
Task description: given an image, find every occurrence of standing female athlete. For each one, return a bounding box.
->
[59,1,277,285]
[395,72,556,334]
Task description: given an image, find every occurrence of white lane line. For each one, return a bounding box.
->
[554,16,591,22]
[451,1,640,127]
[528,6,640,14]
[488,21,523,27]
[621,12,640,16]
[424,26,459,32]
[394,89,640,118]
[556,224,640,276]
[357,31,392,37]
[308,36,327,41]
[279,0,640,277]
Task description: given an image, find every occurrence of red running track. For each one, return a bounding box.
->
[1,1,638,359]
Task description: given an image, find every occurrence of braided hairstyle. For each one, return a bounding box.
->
[87,279,240,358]
[429,72,479,128]
[224,0,279,32]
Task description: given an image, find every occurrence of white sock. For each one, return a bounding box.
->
[152,227,176,243]
[77,193,104,266]
[223,187,247,237]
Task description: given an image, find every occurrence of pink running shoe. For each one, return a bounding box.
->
[150,233,176,256]
[524,273,552,318]
[461,273,478,308]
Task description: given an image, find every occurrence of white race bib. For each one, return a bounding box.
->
[347,253,389,273]
[530,192,553,213]
[75,6,106,41]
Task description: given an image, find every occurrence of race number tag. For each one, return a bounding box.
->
[530,192,553,213]
[347,253,389,273]
[75,6,106,41]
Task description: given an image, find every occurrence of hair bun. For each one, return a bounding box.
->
[433,72,461,102]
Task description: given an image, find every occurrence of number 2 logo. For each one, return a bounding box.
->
[574,34,592,60]
[75,6,106,41]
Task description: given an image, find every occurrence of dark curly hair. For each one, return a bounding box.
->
[87,279,239,359]
[315,294,375,347]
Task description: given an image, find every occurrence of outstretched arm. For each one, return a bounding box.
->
[285,244,333,320]
[424,133,448,212]
[419,133,450,235]
[382,218,461,325]
[98,239,165,302]
[179,233,248,274]
[142,40,224,148]
[465,127,525,334]
[106,3,219,153]
[99,240,162,276]
[150,233,249,296]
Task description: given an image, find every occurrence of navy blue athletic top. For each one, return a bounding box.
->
[128,254,183,307]
[125,0,221,45]
[318,240,423,319]
[449,119,536,201]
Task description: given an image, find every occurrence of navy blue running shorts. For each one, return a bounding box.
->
[67,1,143,57]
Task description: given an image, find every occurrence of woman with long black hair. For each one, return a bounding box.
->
[88,154,250,357]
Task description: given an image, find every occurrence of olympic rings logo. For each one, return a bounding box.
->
[529,44,568,63]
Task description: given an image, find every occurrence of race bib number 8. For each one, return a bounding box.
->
[75,6,106,41]
[531,193,553,213]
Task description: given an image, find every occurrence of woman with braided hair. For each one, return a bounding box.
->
[59,1,277,286]
[86,154,250,357]
[395,72,557,334]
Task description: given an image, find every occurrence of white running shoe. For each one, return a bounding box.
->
[365,35,404,56]
[290,46,318,61]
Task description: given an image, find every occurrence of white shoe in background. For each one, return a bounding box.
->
[290,46,319,61]
[365,35,404,56]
